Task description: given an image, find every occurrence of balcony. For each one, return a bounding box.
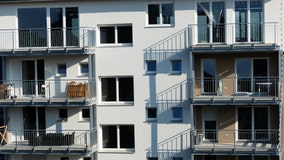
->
[144,22,280,62]
[0,129,96,154]
[0,27,96,55]
[191,129,279,155]
[0,79,96,106]
[190,77,280,105]
[189,22,280,52]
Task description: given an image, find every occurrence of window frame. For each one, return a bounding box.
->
[146,107,157,121]
[98,24,133,47]
[79,62,89,76]
[101,125,135,152]
[57,63,67,77]
[146,60,157,74]
[146,1,174,27]
[172,107,182,122]
[170,59,182,74]
[80,108,90,121]
[59,108,68,121]
[99,76,134,105]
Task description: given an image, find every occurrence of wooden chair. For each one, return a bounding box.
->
[0,125,8,145]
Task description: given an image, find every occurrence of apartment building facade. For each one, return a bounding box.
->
[0,0,282,160]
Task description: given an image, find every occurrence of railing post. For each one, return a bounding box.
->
[83,29,85,48]
[12,30,15,53]
[29,29,32,50]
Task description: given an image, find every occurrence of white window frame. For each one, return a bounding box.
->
[79,108,90,121]
[79,62,89,76]
[56,63,67,77]
[97,24,133,47]
[100,125,135,152]
[146,60,157,74]
[99,76,134,105]
[146,107,157,121]
[170,59,182,74]
[146,1,174,27]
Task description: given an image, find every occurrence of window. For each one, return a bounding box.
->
[235,0,263,42]
[146,60,156,74]
[197,2,225,43]
[99,25,133,45]
[57,64,66,76]
[173,158,183,160]
[147,108,157,120]
[81,108,90,120]
[59,109,68,121]
[238,107,268,140]
[171,60,181,74]
[80,63,89,76]
[172,107,182,121]
[60,157,68,160]
[83,158,91,160]
[147,2,174,26]
[102,125,135,149]
[18,8,47,47]
[101,77,134,103]
[148,157,158,160]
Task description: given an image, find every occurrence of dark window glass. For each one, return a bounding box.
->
[100,27,115,44]
[83,158,91,160]
[18,8,47,47]
[172,60,181,72]
[162,4,173,24]
[82,109,90,118]
[172,107,182,119]
[60,157,69,160]
[101,78,116,101]
[147,108,157,119]
[57,64,66,75]
[147,61,156,72]
[120,125,135,148]
[66,7,79,46]
[102,125,117,148]
[81,63,89,74]
[59,109,67,119]
[50,8,63,46]
[148,158,158,160]
[117,26,133,43]
[119,77,134,101]
[238,107,252,139]
[148,4,159,24]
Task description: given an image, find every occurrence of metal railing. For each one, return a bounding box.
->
[192,129,279,154]
[189,22,279,45]
[0,27,96,52]
[191,76,279,99]
[0,79,96,104]
[146,129,191,159]
[4,129,96,153]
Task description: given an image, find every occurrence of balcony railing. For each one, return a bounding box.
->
[190,76,280,104]
[192,129,279,155]
[0,27,96,54]
[189,22,279,46]
[0,129,96,154]
[0,79,96,106]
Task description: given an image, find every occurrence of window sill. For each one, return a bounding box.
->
[78,119,90,122]
[145,72,157,75]
[56,74,66,77]
[145,24,174,28]
[171,119,183,123]
[77,74,89,77]
[169,72,182,75]
[97,43,133,48]
[99,149,135,154]
[146,119,157,123]
[98,101,134,106]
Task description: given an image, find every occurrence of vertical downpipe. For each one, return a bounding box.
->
[279,0,283,159]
